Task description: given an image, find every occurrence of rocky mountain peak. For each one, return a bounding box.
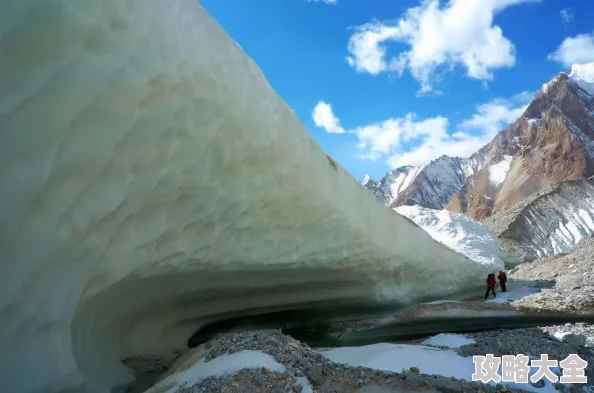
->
[446,68,594,219]
[361,67,594,218]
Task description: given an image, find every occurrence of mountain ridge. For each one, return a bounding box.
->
[363,66,594,220]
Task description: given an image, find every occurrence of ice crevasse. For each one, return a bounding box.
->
[0,1,490,392]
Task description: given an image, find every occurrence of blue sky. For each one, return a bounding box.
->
[200,0,594,181]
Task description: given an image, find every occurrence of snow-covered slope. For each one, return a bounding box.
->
[488,156,512,186]
[364,156,474,210]
[483,177,594,259]
[569,62,594,96]
[362,165,422,205]
[394,206,518,271]
[390,156,475,210]
[0,2,489,393]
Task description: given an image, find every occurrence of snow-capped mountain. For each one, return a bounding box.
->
[389,156,475,210]
[363,156,475,210]
[362,64,594,223]
[482,177,594,260]
[447,67,594,219]
[361,165,423,205]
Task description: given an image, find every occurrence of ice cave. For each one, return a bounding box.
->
[0,1,492,392]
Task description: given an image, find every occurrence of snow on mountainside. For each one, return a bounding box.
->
[391,156,475,210]
[488,156,512,187]
[395,205,514,271]
[569,62,594,96]
[359,174,373,187]
[483,177,594,260]
[363,156,474,210]
[362,165,422,205]
[447,69,594,219]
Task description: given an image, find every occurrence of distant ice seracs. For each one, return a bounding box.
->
[394,205,507,270]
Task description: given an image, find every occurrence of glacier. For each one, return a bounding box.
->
[0,1,491,393]
[394,206,519,271]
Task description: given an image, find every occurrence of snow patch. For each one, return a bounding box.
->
[359,174,372,186]
[488,156,512,186]
[394,205,505,271]
[295,376,314,393]
[148,351,286,392]
[525,118,540,128]
[422,333,475,348]
[569,62,594,96]
[485,280,540,304]
[320,344,560,393]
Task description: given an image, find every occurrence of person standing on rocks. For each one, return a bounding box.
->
[498,271,507,292]
[485,274,496,299]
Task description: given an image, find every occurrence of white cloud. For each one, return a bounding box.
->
[313,92,531,168]
[307,0,337,4]
[345,0,540,93]
[312,101,345,134]
[354,114,450,159]
[560,8,574,24]
[548,34,594,67]
[458,91,532,136]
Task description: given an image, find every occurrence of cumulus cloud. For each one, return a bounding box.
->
[355,114,450,162]
[458,91,532,136]
[313,92,532,168]
[548,34,594,67]
[345,0,540,93]
[312,101,345,134]
[560,8,574,25]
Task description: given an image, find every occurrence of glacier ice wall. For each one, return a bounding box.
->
[0,1,489,392]
[485,178,594,258]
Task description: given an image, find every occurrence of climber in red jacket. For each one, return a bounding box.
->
[498,271,508,292]
[485,274,496,299]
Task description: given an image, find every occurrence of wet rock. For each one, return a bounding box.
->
[252,375,263,387]
[560,333,587,346]
[307,366,324,386]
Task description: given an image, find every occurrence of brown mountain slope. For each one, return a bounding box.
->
[446,72,594,219]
